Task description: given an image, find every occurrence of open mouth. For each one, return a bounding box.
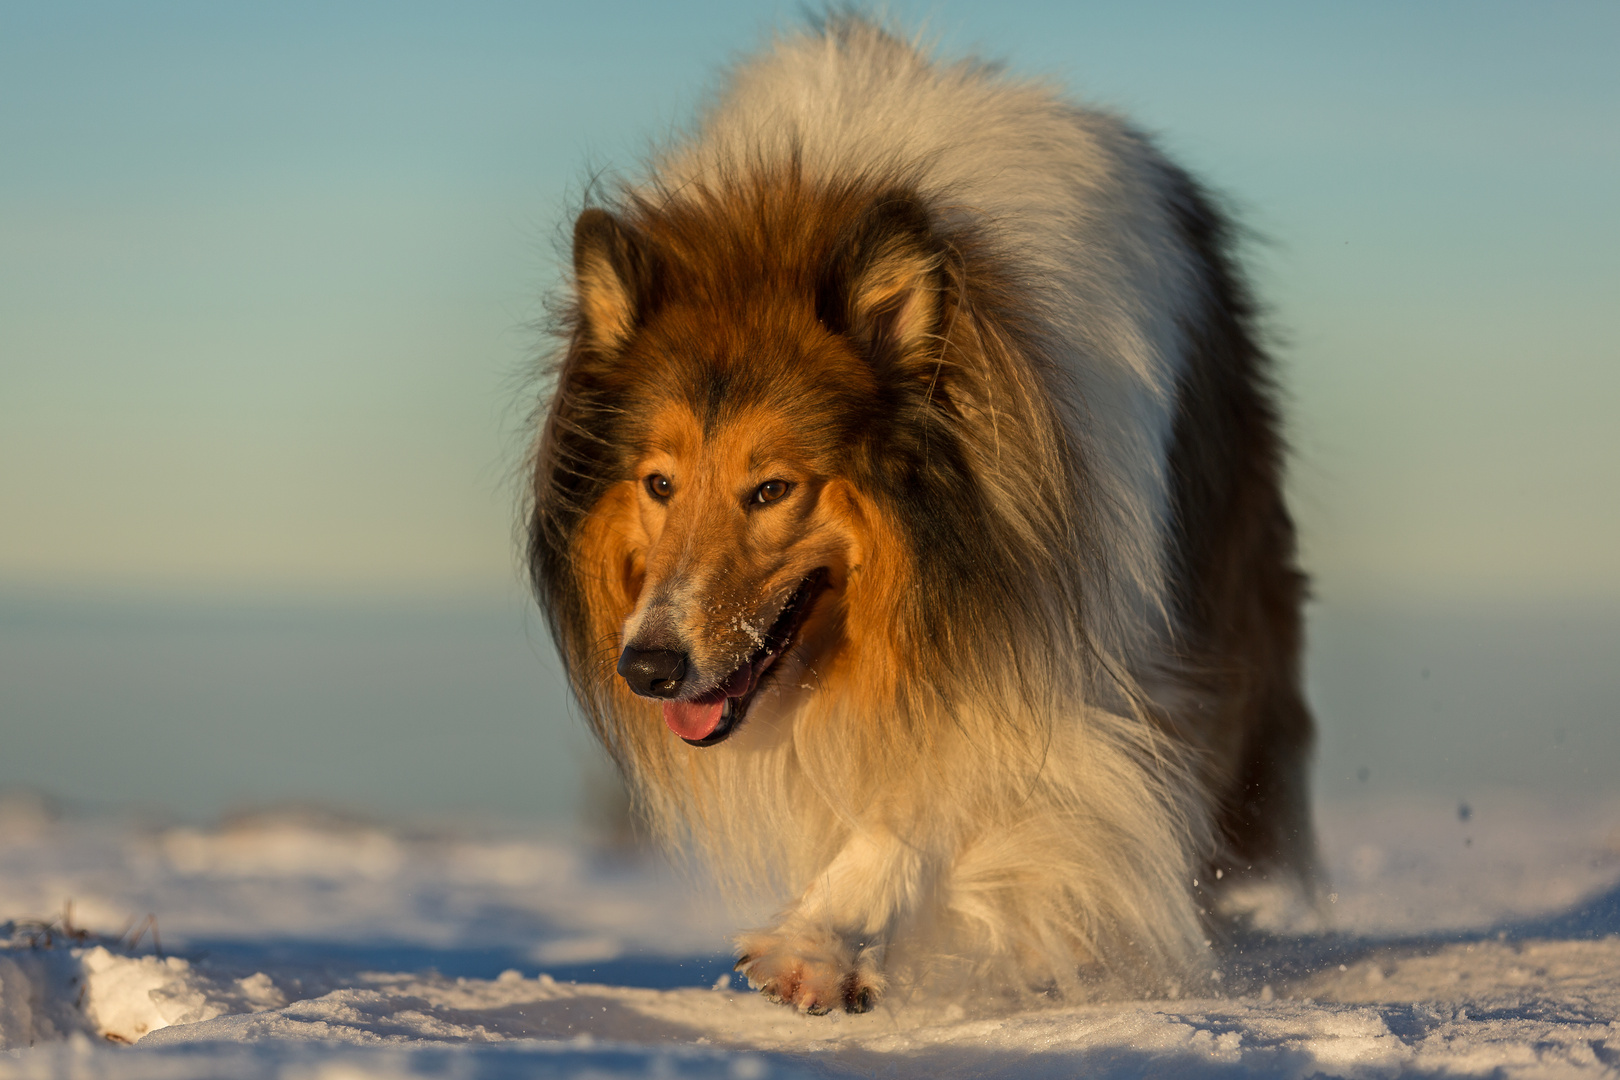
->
[665,568,829,747]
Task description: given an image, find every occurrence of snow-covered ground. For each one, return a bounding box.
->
[2,790,1618,1078]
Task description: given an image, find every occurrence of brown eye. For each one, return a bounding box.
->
[752,479,790,505]
[645,474,673,500]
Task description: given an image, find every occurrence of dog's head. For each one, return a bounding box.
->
[536,185,955,746]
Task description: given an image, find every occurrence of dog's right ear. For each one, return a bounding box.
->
[572,208,658,354]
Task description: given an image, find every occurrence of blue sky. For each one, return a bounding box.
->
[2,1,1617,603]
[1,3,1616,821]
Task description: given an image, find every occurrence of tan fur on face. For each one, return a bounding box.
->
[617,400,860,692]
[572,386,917,735]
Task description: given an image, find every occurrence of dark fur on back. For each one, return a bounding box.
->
[1160,170,1316,885]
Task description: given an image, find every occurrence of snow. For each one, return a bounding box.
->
[2,791,1618,1078]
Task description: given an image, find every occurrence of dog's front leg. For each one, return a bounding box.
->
[735,824,923,1014]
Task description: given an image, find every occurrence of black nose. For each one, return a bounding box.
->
[617,647,688,698]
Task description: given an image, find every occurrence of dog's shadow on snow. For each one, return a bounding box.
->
[1502,878,1620,940]
[1220,876,1620,994]
[177,876,1620,1001]
[183,937,736,998]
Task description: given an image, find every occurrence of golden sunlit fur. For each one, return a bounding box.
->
[528,19,1317,1013]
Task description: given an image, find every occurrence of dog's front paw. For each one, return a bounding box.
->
[734,930,883,1014]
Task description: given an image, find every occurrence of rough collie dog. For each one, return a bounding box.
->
[527,18,1316,1013]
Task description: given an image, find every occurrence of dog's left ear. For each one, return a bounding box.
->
[818,195,947,369]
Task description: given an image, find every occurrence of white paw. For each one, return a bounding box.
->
[734,929,884,1014]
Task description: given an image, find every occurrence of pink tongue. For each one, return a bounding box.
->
[663,699,725,740]
[662,662,766,741]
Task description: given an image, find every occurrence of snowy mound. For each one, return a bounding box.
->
[2,792,1618,1078]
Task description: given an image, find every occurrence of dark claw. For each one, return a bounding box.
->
[841,973,876,1013]
[734,955,753,972]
